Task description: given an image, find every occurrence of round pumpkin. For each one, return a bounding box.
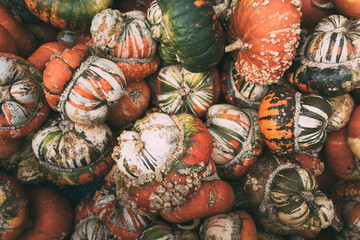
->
[24,0,114,32]
[330,0,360,19]
[258,84,332,155]
[300,0,335,27]
[31,114,115,185]
[205,104,264,179]
[109,111,214,215]
[43,44,127,126]
[18,185,73,240]
[106,79,151,129]
[225,0,301,85]
[244,154,334,235]
[150,64,221,118]
[288,14,360,97]
[199,210,258,240]
[90,9,161,82]
[0,53,50,139]
[147,0,225,72]
[0,172,28,240]
[0,25,17,54]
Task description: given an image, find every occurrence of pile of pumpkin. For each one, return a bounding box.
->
[1,0,360,239]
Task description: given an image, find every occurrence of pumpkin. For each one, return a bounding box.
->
[31,114,115,185]
[93,172,155,239]
[90,9,161,83]
[205,104,264,179]
[0,3,37,58]
[160,179,235,223]
[72,197,115,240]
[150,64,221,118]
[0,53,50,139]
[300,0,335,27]
[325,128,360,181]
[24,0,114,32]
[326,94,354,132]
[116,0,154,13]
[0,172,28,240]
[138,221,199,240]
[258,84,332,155]
[106,79,151,129]
[0,0,40,23]
[225,0,301,85]
[0,25,17,54]
[109,111,214,215]
[27,41,69,72]
[18,185,73,240]
[346,104,360,160]
[330,0,360,19]
[0,137,23,159]
[290,153,324,177]
[147,0,225,72]
[288,15,360,97]
[244,154,334,235]
[43,44,127,126]
[199,210,258,240]
[24,21,60,45]
[331,182,360,239]
[221,58,271,109]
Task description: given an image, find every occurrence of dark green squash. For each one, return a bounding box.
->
[147,0,225,72]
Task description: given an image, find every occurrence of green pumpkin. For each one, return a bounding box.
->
[147,0,225,72]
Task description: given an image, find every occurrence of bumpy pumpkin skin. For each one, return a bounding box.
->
[0,53,50,139]
[331,182,360,239]
[110,112,214,215]
[24,0,113,32]
[43,44,127,126]
[150,65,221,118]
[288,15,360,97]
[226,0,301,85]
[31,115,115,185]
[0,172,28,240]
[258,84,332,155]
[206,104,264,179]
[245,154,334,235]
[147,0,225,73]
[91,9,160,82]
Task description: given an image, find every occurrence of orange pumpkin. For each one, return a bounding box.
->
[330,0,360,19]
[0,25,17,54]
[225,0,301,85]
[0,3,37,58]
[0,137,23,159]
[301,0,335,28]
[160,180,235,223]
[27,42,69,72]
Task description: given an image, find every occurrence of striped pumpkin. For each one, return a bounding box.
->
[24,0,113,32]
[199,210,258,240]
[150,64,221,118]
[288,14,360,97]
[90,9,160,82]
[110,111,214,215]
[94,171,155,239]
[205,104,264,179]
[221,58,270,109]
[326,94,355,132]
[31,115,114,185]
[331,182,360,239]
[43,44,127,126]
[245,154,334,235]
[0,53,50,139]
[258,84,332,155]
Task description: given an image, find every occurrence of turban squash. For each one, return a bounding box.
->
[245,154,334,235]
[258,84,332,155]
[225,0,301,85]
[0,53,50,139]
[147,0,225,72]
[24,0,113,32]
[43,44,127,126]
[288,14,360,97]
[90,9,161,82]
[110,111,214,215]
[31,115,115,185]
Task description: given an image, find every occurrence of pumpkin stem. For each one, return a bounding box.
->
[311,0,334,10]
[225,39,245,53]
